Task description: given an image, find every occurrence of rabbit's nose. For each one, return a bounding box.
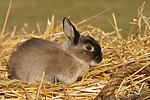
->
[95,54,103,63]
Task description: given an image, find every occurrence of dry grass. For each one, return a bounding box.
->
[0,1,150,100]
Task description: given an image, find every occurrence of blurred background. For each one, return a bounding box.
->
[0,0,150,38]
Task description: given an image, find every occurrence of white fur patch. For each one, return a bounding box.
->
[89,60,97,66]
[71,53,88,66]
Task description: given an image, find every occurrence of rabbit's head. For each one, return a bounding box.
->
[62,17,102,67]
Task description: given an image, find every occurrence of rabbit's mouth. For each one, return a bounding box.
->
[90,65,97,67]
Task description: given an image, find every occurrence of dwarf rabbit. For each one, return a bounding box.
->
[8,17,102,84]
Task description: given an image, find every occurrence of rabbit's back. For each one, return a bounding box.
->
[9,38,88,83]
[9,38,59,82]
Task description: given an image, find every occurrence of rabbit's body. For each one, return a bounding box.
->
[9,38,89,83]
[8,17,102,84]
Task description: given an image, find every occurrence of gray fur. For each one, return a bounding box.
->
[8,17,102,84]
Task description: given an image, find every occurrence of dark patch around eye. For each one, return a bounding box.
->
[83,36,97,45]
[83,36,102,63]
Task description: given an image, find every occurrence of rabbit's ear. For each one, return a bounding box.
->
[63,17,80,45]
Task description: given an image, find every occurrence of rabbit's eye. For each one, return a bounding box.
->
[84,45,94,52]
